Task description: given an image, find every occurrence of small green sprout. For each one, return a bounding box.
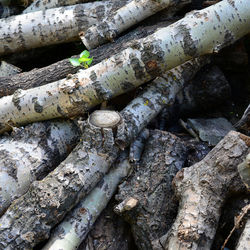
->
[69,50,93,68]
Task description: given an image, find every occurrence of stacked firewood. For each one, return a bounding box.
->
[0,0,249,249]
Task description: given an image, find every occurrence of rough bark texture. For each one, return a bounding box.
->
[154,131,250,250]
[43,152,132,250]
[0,119,80,216]
[1,0,249,133]
[0,59,204,249]
[23,0,97,13]
[0,0,128,56]
[81,0,190,49]
[78,198,134,250]
[0,19,174,98]
[0,111,123,249]
[115,130,187,250]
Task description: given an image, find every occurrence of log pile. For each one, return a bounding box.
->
[0,0,249,249]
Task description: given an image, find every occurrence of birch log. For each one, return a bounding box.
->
[0,0,128,56]
[0,19,174,97]
[43,152,131,250]
[81,0,191,49]
[23,0,97,13]
[0,119,80,216]
[156,131,250,250]
[0,0,249,134]
[0,58,205,249]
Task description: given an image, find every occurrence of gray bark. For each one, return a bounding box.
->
[0,119,80,216]
[0,0,128,56]
[81,0,191,49]
[0,19,174,98]
[236,217,250,250]
[78,199,133,250]
[235,104,250,135]
[43,151,132,250]
[23,0,98,13]
[155,131,250,250]
[115,129,188,250]
[0,61,21,77]
[0,0,249,134]
[0,58,204,249]
[238,153,250,190]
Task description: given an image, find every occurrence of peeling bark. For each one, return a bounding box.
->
[0,0,249,133]
[155,131,250,250]
[0,0,128,56]
[43,151,131,250]
[81,0,191,49]
[0,19,174,98]
[0,119,80,216]
[115,130,188,250]
[0,59,205,249]
[23,0,98,13]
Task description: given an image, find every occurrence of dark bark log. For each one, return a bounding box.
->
[237,153,250,190]
[0,19,174,98]
[235,104,250,135]
[78,199,134,250]
[154,131,250,250]
[115,129,188,250]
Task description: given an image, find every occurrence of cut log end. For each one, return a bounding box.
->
[89,110,121,128]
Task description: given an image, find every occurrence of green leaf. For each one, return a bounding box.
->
[87,57,93,65]
[79,57,92,63]
[80,50,90,58]
[69,58,81,66]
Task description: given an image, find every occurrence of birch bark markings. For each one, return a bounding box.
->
[0,120,80,216]
[23,0,97,13]
[81,0,191,49]
[0,0,128,56]
[0,59,205,249]
[0,0,249,134]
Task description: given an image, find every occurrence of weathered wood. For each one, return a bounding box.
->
[0,0,128,56]
[0,0,249,134]
[0,58,204,249]
[0,20,173,98]
[154,131,250,250]
[115,129,187,250]
[79,198,133,250]
[23,0,97,13]
[81,0,191,49]
[0,119,80,216]
[43,151,131,250]
[238,153,250,190]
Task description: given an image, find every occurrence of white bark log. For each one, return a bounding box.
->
[81,0,191,49]
[23,0,97,13]
[0,58,205,249]
[0,0,128,56]
[0,119,80,216]
[0,0,249,134]
[236,218,250,250]
[0,61,21,77]
[43,152,131,250]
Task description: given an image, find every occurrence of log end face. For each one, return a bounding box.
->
[89,110,121,128]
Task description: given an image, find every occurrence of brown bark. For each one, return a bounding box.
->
[154,131,250,250]
[0,19,174,98]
